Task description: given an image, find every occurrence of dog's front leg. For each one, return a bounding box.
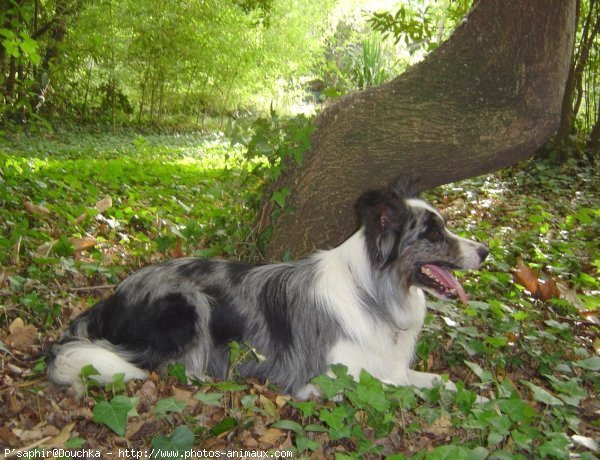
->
[407,369,457,391]
[407,370,489,402]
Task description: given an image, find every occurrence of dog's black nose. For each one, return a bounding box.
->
[477,246,489,262]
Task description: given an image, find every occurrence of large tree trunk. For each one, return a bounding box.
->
[263,0,577,260]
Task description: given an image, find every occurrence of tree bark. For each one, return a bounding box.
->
[555,0,581,147]
[587,104,600,156]
[263,0,577,260]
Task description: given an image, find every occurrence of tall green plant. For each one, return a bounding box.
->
[352,34,390,89]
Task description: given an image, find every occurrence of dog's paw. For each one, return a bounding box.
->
[295,383,321,400]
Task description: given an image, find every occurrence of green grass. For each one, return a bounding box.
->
[0,129,269,326]
[0,127,598,458]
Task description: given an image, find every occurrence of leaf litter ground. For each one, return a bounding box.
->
[0,131,598,459]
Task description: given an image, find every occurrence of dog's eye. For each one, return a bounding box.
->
[428,229,442,242]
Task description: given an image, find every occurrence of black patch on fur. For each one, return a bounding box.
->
[207,288,247,345]
[77,292,198,368]
[258,269,294,347]
[225,261,255,284]
[419,212,446,243]
[356,183,410,268]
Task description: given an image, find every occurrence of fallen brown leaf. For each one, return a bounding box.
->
[258,427,285,446]
[12,427,44,442]
[538,278,560,301]
[74,197,113,224]
[278,431,294,450]
[43,422,74,448]
[7,318,38,353]
[129,419,163,441]
[171,238,184,258]
[96,196,113,213]
[512,258,540,294]
[171,387,199,409]
[69,237,97,253]
[512,258,560,301]
[427,413,452,436]
[24,201,50,215]
[0,425,19,448]
[259,394,278,419]
[34,241,55,258]
[137,380,158,413]
[239,429,259,448]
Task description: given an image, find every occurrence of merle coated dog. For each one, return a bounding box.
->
[47,177,488,398]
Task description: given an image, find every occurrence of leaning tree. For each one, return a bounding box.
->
[260,0,577,260]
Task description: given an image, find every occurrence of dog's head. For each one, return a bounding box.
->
[356,176,488,305]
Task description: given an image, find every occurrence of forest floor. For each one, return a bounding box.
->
[0,128,599,459]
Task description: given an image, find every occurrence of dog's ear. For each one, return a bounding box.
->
[355,189,406,268]
[389,175,418,199]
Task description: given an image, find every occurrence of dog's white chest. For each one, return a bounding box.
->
[327,287,427,386]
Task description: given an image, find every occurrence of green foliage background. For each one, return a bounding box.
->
[1,0,597,143]
[1,0,336,124]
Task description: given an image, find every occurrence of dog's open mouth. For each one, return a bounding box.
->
[418,264,468,305]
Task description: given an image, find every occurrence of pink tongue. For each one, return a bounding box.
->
[423,264,469,306]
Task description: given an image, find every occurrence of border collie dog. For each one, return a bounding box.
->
[48,177,488,398]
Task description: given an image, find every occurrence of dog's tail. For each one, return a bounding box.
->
[47,328,147,394]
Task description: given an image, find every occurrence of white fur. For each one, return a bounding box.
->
[313,231,378,343]
[315,229,442,389]
[406,198,443,219]
[447,230,484,269]
[48,341,147,394]
[326,286,426,386]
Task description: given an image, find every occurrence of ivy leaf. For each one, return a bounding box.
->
[151,426,195,459]
[424,445,488,460]
[93,396,138,436]
[153,397,187,415]
[167,363,187,384]
[347,370,390,412]
[522,381,564,406]
[537,433,571,458]
[295,435,321,452]
[64,437,86,449]
[0,28,15,39]
[212,381,247,391]
[104,373,126,394]
[271,187,290,209]
[194,392,223,406]
[544,375,587,406]
[464,360,493,383]
[289,400,316,418]
[574,356,600,371]
[319,405,354,439]
[496,398,536,422]
[271,419,304,435]
[19,37,40,64]
[311,364,354,400]
[80,364,101,390]
[211,417,237,436]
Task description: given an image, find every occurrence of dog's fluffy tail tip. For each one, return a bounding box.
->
[47,340,147,394]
